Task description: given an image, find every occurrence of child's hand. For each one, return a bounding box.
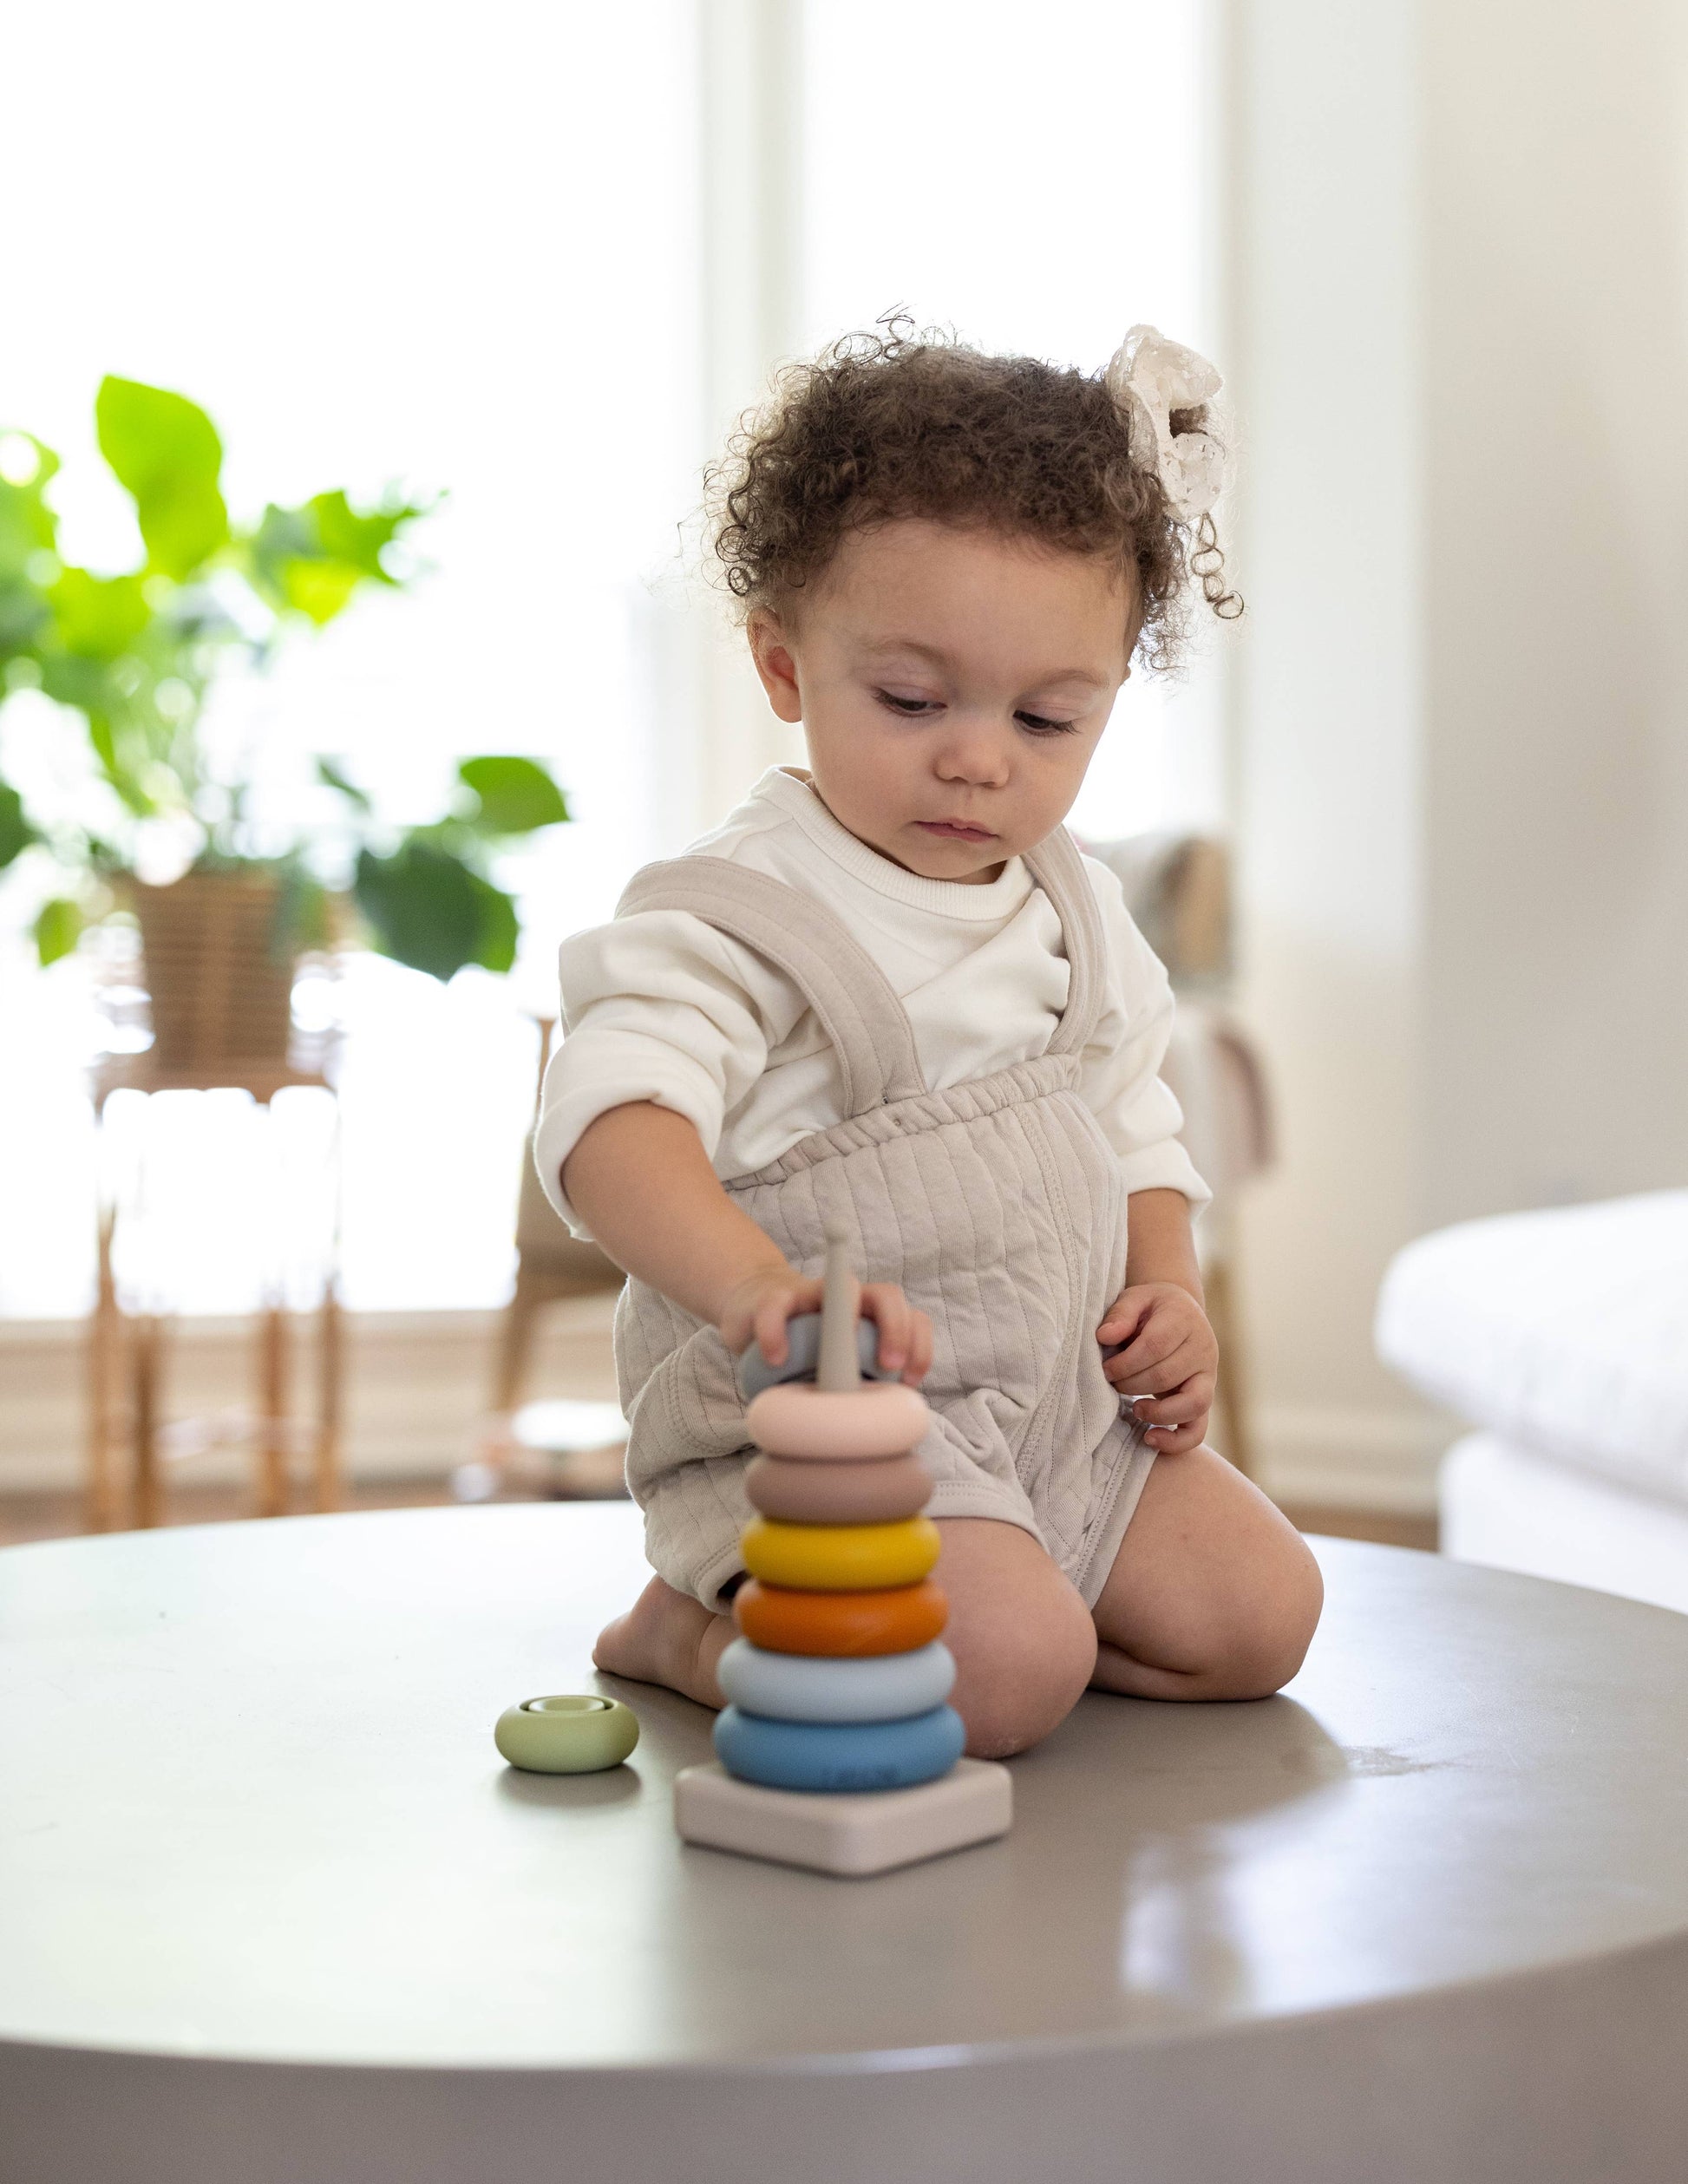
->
[719,1265,933,1387]
[1097,1283,1218,1454]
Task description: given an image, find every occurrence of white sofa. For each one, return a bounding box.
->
[1376,1191,1688,1613]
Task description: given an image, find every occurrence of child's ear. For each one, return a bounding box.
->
[748,611,803,723]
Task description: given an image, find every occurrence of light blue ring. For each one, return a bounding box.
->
[713,1704,965,1794]
[717,1638,956,1724]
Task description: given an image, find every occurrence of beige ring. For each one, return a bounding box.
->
[745,1451,933,1525]
[745,1383,931,1460]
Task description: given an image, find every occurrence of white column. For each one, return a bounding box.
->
[1420,0,1688,1226]
[1222,0,1438,1509]
[1224,0,1688,1514]
[681,0,809,840]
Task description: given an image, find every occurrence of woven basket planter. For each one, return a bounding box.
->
[130,871,298,1075]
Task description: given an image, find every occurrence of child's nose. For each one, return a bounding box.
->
[932,716,1012,787]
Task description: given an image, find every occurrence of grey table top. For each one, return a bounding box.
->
[3,1502,1687,2078]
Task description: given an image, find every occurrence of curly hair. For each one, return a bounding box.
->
[705,317,1240,674]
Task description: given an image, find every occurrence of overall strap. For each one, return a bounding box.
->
[1023,827,1107,1056]
[616,856,929,1114]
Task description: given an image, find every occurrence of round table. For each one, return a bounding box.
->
[3,1506,1686,2184]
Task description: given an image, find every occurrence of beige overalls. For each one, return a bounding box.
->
[611,822,1155,1612]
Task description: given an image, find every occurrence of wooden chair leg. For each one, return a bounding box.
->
[256,1299,291,1518]
[132,1312,162,1529]
[313,1281,343,1513]
[461,1275,542,1498]
[491,1273,539,1419]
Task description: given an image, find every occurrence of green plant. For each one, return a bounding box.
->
[0,378,568,978]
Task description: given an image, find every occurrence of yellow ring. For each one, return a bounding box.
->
[740,1515,941,1592]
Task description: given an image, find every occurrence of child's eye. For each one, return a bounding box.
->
[1015,710,1078,736]
[875,690,938,716]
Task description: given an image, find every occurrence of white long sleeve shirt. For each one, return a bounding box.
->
[536,768,1208,1237]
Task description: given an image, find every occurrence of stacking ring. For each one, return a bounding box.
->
[735,1578,948,1657]
[713,1704,965,1794]
[742,1515,940,1592]
[737,1314,899,1399]
[745,1383,930,1461]
[744,1451,932,1525]
[493,1694,640,1774]
[717,1638,956,1723]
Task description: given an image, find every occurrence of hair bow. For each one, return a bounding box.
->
[1103,325,1229,523]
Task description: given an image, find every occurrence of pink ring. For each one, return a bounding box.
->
[744,1383,931,1461]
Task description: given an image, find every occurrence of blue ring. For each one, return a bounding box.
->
[713,1704,965,1793]
[717,1639,956,1724]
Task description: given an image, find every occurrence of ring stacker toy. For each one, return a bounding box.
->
[673,1226,1012,1876]
[744,1448,932,1525]
[494,1694,639,1775]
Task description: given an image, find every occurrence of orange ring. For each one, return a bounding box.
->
[734,1579,948,1658]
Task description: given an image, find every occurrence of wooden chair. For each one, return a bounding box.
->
[83,896,344,1531]
[457,1019,626,1501]
[1081,833,1273,1480]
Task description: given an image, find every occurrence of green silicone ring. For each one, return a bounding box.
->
[494,1694,640,1774]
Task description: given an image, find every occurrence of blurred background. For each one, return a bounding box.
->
[3,0,1685,1562]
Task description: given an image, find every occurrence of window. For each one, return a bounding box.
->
[1,1,701,1314]
[801,0,1223,844]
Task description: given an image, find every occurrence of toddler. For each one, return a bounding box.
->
[540,321,1322,1758]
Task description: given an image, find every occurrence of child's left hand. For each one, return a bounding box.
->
[1097,1283,1218,1454]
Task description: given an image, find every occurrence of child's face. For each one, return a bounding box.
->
[748,519,1136,884]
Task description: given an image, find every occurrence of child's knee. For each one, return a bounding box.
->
[948,1586,1097,1758]
[932,1516,1097,1756]
[1214,1531,1325,1698]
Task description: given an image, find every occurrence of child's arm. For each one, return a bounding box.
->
[563,1100,932,1383]
[1097,1187,1218,1455]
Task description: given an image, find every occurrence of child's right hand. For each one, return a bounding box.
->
[719,1265,932,1388]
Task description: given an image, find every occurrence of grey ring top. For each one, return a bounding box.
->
[3,1503,1688,2076]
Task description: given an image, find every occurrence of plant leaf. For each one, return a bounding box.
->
[468,872,519,972]
[34,896,84,965]
[280,558,361,625]
[74,705,154,814]
[308,490,417,582]
[457,755,569,834]
[354,839,490,982]
[247,502,317,594]
[245,492,431,624]
[95,376,229,579]
[0,781,36,869]
[0,585,51,656]
[50,568,150,660]
[315,756,374,813]
[0,432,60,581]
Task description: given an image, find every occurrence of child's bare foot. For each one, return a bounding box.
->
[592,1575,734,1710]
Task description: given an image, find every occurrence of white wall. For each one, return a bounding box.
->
[1423,0,1688,1225]
[1227,0,1688,1510]
[1226,0,1434,1507]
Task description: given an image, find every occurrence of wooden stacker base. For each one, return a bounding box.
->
[673,1756,1012,1876]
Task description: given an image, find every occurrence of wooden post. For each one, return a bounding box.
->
[816,1225,862,1393]
[311,1092,345,1512]
[257,1298,291,1517]
[132,1312,161,1529]
[313,1280,343,1513]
